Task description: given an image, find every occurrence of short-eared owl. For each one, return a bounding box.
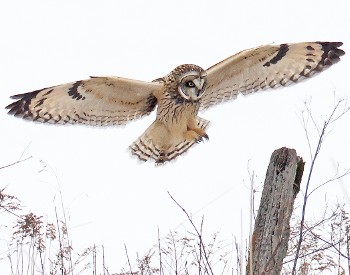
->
[6,42,344,164]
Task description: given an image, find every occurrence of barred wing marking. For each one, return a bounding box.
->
[6,76,163,126]
[201,42,344,109]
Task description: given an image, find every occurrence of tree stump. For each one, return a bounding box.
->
[246,147,304,275]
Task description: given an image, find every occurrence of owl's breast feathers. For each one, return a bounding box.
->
[130,77,209,164]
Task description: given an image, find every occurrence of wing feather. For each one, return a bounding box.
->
[6,76,163,126]
[200,42,344,110]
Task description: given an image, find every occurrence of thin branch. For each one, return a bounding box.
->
[284,243,335,265]
[304,224,349,260]
[102,245,109,275]
[199,217,204,275]
[124,244,133,275]
[0,142,32,170]
[54,207,65,275]
[93,244,97,275]
[292,99,350,274]
[234,236,240,275]
[0,156,32,170]
[248,169,254,275]
[167,191,214,275]
[304,100,321,136]
[300,109,313,160]
[308,168,350,198]
[157,227,164,275]
[292,121,325,274]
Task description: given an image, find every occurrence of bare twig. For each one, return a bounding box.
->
[248,168,255,275]
[199,217,204,275]
[102,245,108,275]
[304,224,349,259]
[54,207,65,275]
[0,156,32,170]
[93,244,97,275]
[308,168,350,198]
[285,243,335,265]
[292,99,350,274]
[167,191,214,275]
[157,227,164,275]
[347,223,350,274]
[124,244,133,275]
[234,236,241,275]
[0,143,32,170]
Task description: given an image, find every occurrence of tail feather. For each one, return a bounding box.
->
[129,117,210,164]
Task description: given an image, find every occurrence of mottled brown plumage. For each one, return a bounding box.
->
[6,42,345,164]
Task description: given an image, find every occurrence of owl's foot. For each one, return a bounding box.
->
[185,128,209,144]
[195,133,209,143]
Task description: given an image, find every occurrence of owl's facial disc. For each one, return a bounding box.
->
[178,71,207,101]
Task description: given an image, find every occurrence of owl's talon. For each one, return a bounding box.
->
[196,133,209,143]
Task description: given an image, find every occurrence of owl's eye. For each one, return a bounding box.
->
[186,81,195,87]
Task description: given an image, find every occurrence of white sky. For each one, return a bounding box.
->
[1,0,349,273]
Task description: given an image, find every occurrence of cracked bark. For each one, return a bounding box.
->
[246,147,304,275]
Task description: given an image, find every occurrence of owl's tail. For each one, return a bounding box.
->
[129,117,210,164]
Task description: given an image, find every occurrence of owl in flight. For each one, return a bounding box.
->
[6,42,344,164]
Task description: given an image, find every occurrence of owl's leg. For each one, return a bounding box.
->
[186,117,210,143]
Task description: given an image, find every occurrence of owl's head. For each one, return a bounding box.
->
[171,64,207,102]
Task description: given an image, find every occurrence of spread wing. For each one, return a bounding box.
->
[200,42,344,110]
[6,76,164,126]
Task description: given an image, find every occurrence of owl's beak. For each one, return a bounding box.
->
[194,78,207,98]
[193,78,206,90]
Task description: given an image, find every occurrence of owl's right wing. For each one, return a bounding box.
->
[200,42,344,110]
[6,76,164,126]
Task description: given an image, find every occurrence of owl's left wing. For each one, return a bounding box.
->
[200,42,344,110]
[6,76,164,126]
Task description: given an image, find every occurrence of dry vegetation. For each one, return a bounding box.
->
[1,186,350,275]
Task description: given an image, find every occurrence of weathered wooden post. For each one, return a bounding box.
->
[246,147,304,275]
